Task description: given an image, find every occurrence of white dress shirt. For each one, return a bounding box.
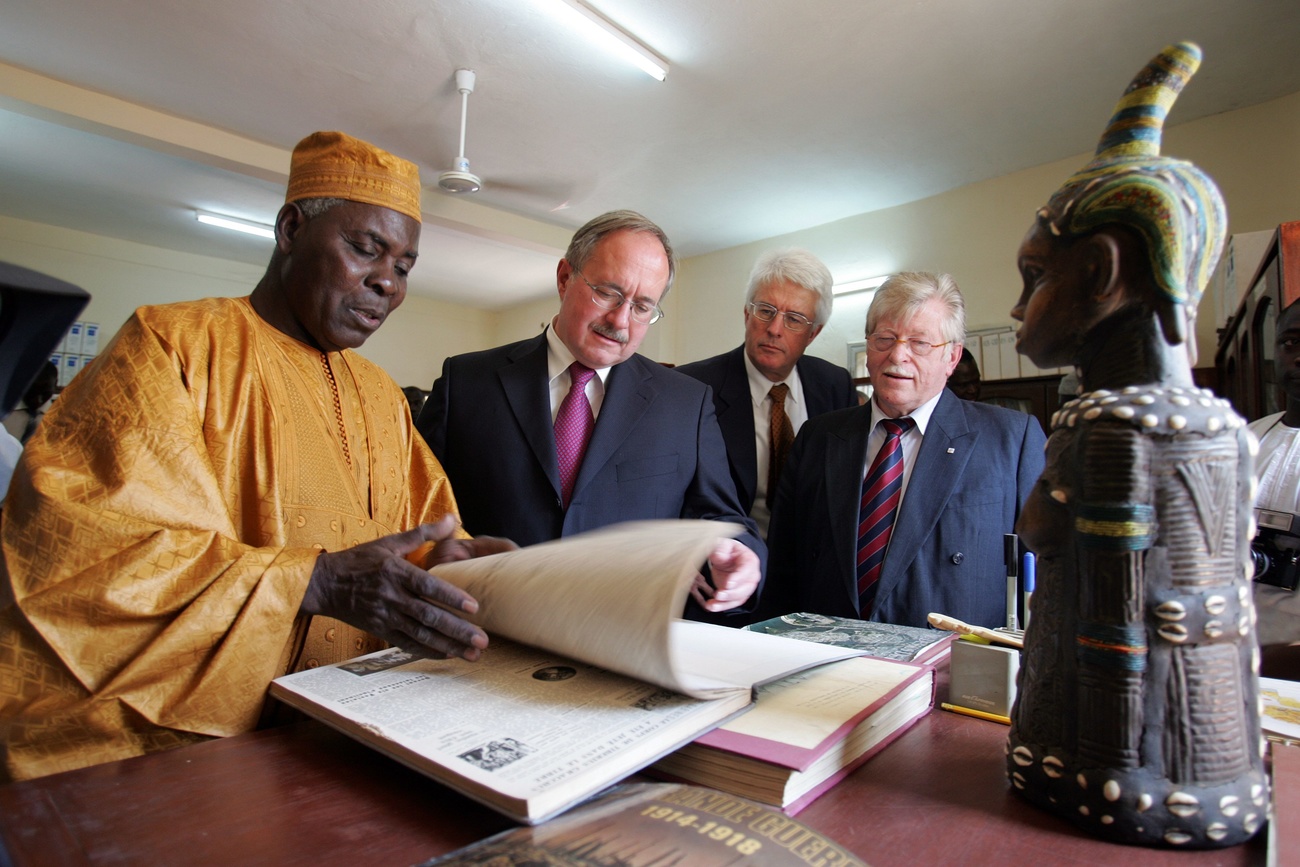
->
[745,352,809,535]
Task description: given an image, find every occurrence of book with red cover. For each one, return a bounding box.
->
[650,655,935,813]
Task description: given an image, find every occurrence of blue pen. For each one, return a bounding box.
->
[1022,551,1036,630]
[1003,534,1019,631]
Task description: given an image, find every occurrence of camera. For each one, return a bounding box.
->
[1252,508,1300,591]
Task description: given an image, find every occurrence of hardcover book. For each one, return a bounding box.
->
[745,612,955,663]
[650,654,935,812]
[419,782,869,866]
[270,521,863,825]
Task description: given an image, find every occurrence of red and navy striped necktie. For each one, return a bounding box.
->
[856,417,915,614]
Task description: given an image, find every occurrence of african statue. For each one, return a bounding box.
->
[1006,42,1266,848]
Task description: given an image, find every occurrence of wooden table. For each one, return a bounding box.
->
[0,709,1268,866]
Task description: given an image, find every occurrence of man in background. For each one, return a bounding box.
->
[677,249,857,536]
[946,347,982,401]
[1,131,507,781]
[417,210,762,617]
[763,271,1045,627]
[3,360,58,444]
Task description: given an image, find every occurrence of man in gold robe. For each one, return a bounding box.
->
[0,131,504,781]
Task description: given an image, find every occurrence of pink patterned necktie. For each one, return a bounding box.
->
[856,417,915,615]
[555,362,596,508]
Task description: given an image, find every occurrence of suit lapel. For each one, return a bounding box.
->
[570,356,656,500]
[798,358,831,416]
[715,349,758,504]
[873,392,977,607]
[823,406,873,611]
[499,334,562,496]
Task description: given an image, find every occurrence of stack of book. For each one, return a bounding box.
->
[271,524,948,824]
[650,614,949,813]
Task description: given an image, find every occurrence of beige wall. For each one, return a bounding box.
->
[5,89,1298,386]
[0,214,496,389]
[0,214,263,336]
[667,89,1300,371]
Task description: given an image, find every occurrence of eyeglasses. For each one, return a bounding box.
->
[867,334,952,357]
[571,264,663,324]
[746,302,814,333]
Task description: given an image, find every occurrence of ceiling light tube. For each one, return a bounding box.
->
[547,0,669,81]
[195,211,275,240]
[832,275,889,297]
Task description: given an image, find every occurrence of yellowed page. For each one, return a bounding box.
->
[429,520,739,697]
[718,656,920,749]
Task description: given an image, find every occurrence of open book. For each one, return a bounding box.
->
[269,521,862,825]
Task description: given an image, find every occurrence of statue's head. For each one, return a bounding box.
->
[1013,43,1226,368]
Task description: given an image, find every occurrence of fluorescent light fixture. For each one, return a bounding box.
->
[545,0,669,81]
[195,211,275,240]
[833,275,889,297]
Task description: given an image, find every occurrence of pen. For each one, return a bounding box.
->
[1022,550,1035,630]
[941,702,1011,725]
[1003,534,1019,631]
[927,612,1024,648]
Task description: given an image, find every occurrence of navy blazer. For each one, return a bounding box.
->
[676,346,858,515]
[415,333,766,616]
[762,389,1046,628]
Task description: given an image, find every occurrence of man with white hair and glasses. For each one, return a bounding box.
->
[762,271,1045,628]
[678,249,857,537]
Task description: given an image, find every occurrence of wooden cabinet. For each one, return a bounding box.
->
[979,375,1063,433]
[1216,221,1300,422]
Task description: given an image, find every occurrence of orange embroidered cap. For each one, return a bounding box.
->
[285,131,422,223]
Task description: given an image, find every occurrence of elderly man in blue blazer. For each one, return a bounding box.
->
[677,250,858,537]
[763,271,1045,628]
[416,210,763,619]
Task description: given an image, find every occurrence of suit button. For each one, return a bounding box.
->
[950,552,964,565]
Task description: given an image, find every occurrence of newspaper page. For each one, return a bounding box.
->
[270,640,754,823]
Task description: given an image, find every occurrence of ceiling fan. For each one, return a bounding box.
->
[437,68,482,194]
[432,68,585,211]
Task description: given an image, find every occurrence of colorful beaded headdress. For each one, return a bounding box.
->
[1037,42,1225,312]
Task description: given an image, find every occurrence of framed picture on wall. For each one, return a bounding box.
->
[847,340,871,404]
[847,341,868,379]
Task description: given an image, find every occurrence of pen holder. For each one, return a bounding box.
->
[949,639,1020,718]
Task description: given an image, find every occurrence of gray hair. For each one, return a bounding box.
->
[294,197,348,220]
[565,210,677,297]
[744,249,834,325]
[866,271,966,345]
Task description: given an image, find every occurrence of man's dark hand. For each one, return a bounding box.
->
[424,533,518,566]
[301,515,489,660]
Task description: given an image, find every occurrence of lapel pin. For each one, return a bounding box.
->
[946,448,955,454]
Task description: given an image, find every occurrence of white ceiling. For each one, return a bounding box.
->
[1,0,1298,310]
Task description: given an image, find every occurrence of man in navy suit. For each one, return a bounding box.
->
[416,210,763,617]
[763,271,1045,628]
[677,250,858,536]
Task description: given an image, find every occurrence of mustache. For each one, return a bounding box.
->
[592,322,628,345]
[879,365,914,378]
